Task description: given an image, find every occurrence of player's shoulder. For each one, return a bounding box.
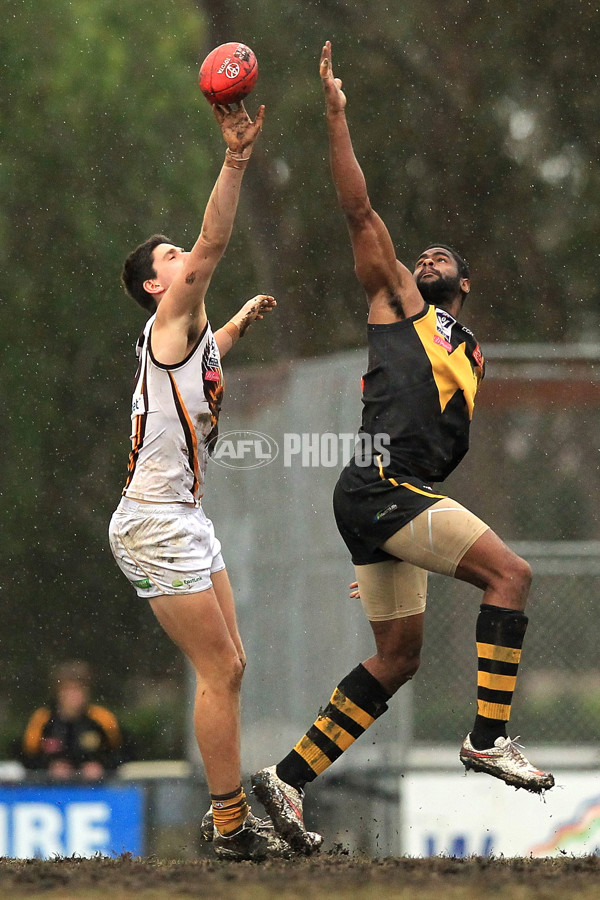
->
[452,314,485,375]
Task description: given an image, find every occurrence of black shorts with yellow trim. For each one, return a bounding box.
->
[333,465,446,566]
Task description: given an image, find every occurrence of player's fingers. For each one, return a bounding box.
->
[253,104,266,129]
[212,104,225,124]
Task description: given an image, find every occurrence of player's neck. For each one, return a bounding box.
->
[435,297,463,319]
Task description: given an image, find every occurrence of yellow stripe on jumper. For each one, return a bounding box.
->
[476,642,522,664]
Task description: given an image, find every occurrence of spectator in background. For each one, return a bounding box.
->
[21,660,122,780]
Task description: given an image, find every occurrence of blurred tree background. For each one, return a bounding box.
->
[1,0,598,754]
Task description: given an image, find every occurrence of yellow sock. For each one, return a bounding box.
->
[211,786,249,836]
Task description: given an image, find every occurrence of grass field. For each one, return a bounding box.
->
[1,854,599,899]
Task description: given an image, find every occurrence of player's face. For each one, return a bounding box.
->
[413,248,466,305]
[413,248,458,284]
[151,243,189,292]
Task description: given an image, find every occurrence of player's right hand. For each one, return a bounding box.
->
[320,41,347,111]
[213,102,266,154]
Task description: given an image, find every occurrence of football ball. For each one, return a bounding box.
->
[198,42,258,106]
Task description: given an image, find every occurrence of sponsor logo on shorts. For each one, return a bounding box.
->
[133,578,152,590]
[172,575,204,588]
[374,503,398,522]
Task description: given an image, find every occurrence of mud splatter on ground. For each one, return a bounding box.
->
[1,852,599,899]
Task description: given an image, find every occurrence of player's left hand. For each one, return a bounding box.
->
[320,41,346,112]
[237,295,276,336]
[349,580,360,599]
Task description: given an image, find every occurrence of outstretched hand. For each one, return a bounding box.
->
[237,294,276,337]
[320,40,346,112]
[212,101,266,154]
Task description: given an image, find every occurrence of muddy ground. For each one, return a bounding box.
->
[1,853,599,900]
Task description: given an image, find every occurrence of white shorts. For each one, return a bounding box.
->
[108,497,226,599]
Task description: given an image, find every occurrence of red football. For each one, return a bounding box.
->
[198,42,258,106]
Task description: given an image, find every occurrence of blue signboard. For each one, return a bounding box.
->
[0,784,144,858]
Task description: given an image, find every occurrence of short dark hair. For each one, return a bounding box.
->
[419,243,470,280]
[121,234,174,312]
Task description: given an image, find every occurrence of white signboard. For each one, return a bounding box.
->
[401,771,600,857]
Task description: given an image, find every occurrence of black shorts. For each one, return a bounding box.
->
[333,466,446,566]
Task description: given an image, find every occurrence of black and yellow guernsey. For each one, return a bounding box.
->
[273,304,529,793]
[362,302,484,481]
[274,303,528,790]
[333,302,485,565]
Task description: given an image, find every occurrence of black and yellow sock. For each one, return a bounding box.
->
[470,603,528,750]
[211,785,249,836]
[276,663,392,791]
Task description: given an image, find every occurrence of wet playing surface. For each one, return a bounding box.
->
[1,853,599,899]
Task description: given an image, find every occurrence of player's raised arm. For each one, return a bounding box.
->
[151,102,265,362]
[320,41,423,321]
[214,294,277,357]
